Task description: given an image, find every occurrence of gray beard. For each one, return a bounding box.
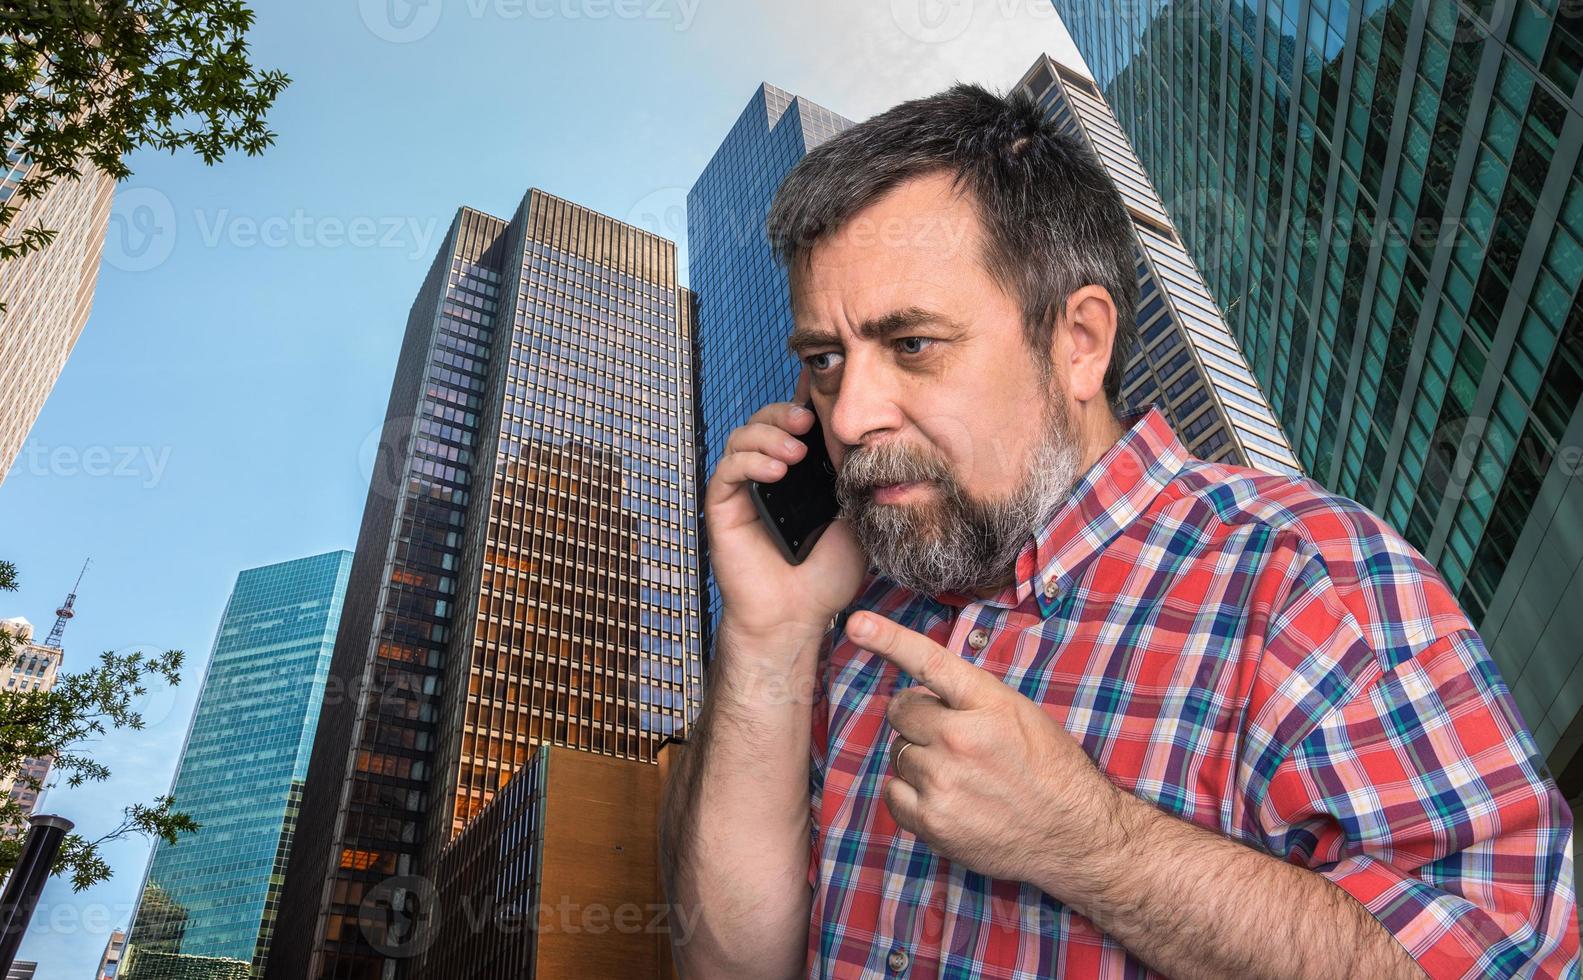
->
[834,394,1086,598]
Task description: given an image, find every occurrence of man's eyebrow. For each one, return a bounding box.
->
[785,306,958,356]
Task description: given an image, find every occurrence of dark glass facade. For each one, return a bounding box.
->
[1017,54,1303,473]
[1051,1,1583,789]
[125,550,353,974]
[687,83,854,654]
[270,191,702,979]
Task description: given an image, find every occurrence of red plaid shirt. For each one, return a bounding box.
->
[805,405,1578,978]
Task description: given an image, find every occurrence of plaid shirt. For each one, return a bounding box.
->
[805,405,1579,979]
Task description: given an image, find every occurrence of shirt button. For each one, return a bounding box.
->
[967,628,989,650]
[887,948,910,973]
[1043,579,1058,599]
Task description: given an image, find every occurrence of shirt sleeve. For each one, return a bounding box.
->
[1254,627,1580,978]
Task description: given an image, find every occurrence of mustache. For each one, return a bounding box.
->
[836,443,950,497]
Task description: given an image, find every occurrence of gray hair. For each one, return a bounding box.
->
[767,82,1140,411]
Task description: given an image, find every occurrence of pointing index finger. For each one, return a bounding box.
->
[846,611,987,710]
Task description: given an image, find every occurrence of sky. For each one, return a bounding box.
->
[0,1,1085,974]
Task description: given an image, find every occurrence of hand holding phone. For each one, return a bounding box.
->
[701,370,867,643]
[748,402,840,565]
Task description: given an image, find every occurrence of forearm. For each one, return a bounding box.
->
[658,617,824,978]
[1039,789,1426,980]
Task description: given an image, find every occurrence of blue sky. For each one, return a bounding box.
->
[0,1,1083,973]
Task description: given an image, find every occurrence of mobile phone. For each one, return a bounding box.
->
[748,403,840,565]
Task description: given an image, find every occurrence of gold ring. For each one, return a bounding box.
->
[892,739,915,782]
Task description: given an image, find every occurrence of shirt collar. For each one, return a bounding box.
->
[930,405,1189,614]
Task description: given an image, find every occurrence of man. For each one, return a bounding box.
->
[658,83,1579,978]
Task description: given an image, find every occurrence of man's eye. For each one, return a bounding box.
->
[896,337,934,355]
[807,351,842,371]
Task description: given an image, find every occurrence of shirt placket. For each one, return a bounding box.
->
[875,601,1002,977]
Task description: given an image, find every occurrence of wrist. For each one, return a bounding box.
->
[716,611,828,665]
[712,615,825,709]
[1036,779,1155,915]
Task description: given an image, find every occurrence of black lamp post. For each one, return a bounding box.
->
[0,814,74,972]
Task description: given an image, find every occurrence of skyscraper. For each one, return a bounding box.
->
[1018,54,1302,474]
[1050,1,1583,793]
[0,159,114,484]
[270,190,703,979]
[96,928,126,979]
[687,83,854,650]
[0,579,77,819]
[123,550,354,975]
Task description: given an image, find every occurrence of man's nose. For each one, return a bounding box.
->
[825,350,904,450]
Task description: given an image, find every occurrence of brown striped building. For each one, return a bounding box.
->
[268,191,704,979]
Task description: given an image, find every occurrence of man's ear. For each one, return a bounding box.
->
[1058,285,1118,405]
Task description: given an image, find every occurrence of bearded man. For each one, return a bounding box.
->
[659,82,1579,980]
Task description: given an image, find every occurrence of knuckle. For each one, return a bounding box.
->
[933,722,954,753]
[887,695,909,726]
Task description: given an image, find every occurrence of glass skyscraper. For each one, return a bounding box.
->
[687,83,854,652]
[124,550,354,975]
[1051,1,1583,795]
[1017,54,1303,474]
[270,191,703,979]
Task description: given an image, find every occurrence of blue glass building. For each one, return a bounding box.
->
[688,83,854,650]
[125,550,354,974]
[1050,1,1583,793]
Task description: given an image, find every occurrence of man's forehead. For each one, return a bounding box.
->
[806,188,982,270]
[787,241,979,342]
[782,175,993,353]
